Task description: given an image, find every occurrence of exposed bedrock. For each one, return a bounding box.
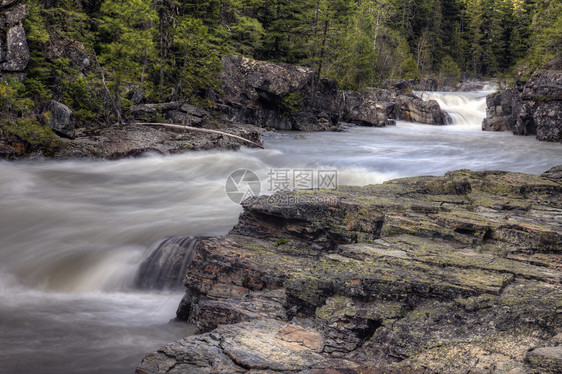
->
[217,55,450,131]
[138,166,562,373]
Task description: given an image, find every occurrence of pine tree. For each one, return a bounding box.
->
[98,0,157,120]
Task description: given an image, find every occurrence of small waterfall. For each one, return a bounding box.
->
[135,235,201,290]
[416,88,494,129]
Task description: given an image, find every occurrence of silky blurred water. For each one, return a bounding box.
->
[0,89,560,373]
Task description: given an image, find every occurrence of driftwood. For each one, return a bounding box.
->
[136,122,264,149]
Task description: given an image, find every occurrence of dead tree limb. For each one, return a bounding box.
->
[136,122,264,149]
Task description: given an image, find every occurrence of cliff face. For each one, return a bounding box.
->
[138,166,562,374]
[483,59,562,143]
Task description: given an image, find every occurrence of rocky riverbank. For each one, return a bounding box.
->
[137,166,562,374]
[482,59,562,143]
[0,48,450,160]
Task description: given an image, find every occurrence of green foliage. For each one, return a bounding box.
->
[62,76,106,123]
[523,0,562,70]
[439,55,461,84]
[231,16,265,55]
[168,15,222,102]
[275,238,289,246]
[1,0,559,140]
[277,91,302,115]
[0,118,62,154]
[0,77,34,117]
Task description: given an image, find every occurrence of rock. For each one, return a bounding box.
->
[221,55,314,108]
[136,320,361,374]
[140,167,562,373]
[44,100,76,138]
[0,24,29,71]
[456,80,486,92]
[482,59,562,142]
[339,91,389,127]
[0,141,15,159]
[47,39,92,73]
[0,3,29,73]
[0,0,18,9]
[129,102,211,126]
[542,165,562,181]
[4,135,29,156]
[482,89,520,132]
[413,78,438,92]
[534,100,562,142]
[0,3,26,27]
[54,122,263,160]
[218,55,448,130]
[525,346,562,373]
[394,94,450,125]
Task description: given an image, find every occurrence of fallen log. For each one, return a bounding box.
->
[136,122,264,149]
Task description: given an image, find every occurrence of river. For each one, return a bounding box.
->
[0,88,560,373]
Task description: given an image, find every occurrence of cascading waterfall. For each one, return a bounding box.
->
[415,84,496,129]
[0,87,560,374]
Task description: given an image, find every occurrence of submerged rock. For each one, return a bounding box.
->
[139,167,562,373]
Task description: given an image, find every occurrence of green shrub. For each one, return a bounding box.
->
[1,118,62,155]
[277,92,302,115]
[275,238,289,246]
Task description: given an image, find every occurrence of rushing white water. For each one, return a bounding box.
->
[416,85,495,129]
[0,89,561,373]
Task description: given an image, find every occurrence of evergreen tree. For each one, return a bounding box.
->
[98,0,157,120]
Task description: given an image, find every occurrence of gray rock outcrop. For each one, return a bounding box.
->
[218,56,449,130]
[483,60,562,142]
[138,168,562,373]
[0,2,29,73]
[44,100,76,138]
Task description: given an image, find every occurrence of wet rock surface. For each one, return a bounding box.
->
[138,167,562,373]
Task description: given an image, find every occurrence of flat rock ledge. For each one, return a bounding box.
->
[138,167,562,374]
[53,122,263,160]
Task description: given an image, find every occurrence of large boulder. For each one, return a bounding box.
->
[339,90,390,127]
[394,94,450,125]
[220,55,314,108]
[129,102,211,126]
[482,89,520,132]
[44,100,76,138]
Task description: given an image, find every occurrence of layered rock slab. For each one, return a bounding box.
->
[139,167,562,373]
